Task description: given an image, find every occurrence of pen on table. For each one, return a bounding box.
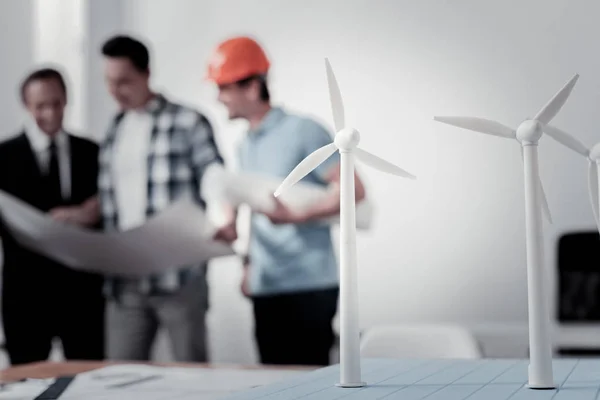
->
[92,372,139,381]
[106,374,162,389]
[0,377,27,389]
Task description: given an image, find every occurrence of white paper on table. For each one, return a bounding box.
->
[0,190,235,277]
[0,378,53,399]
[54,364,306,399]
[202,164,374,230]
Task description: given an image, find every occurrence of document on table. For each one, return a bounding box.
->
[0,364,306,399]
[0,378,54,400]
[0,190,235,277]
[202,164,374,230]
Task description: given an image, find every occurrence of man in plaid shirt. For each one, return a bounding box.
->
[95,35,237,361]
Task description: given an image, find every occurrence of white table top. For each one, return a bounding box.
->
[224,358,600,399]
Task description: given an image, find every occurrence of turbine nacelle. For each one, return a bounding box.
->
[517,120,544,144]
[590,143,600,162]
[335,128,361,151]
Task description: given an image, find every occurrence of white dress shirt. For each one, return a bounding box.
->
[111,109,153,231]
[25,123,71,199]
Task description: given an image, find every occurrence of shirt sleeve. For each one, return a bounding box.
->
[187,113,226,207]
[189,113,225,175]
[300,119,340,183]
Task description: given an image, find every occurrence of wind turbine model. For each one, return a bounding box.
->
[273,59,416,388]
[433,73,579,390]
[541,124,600,233]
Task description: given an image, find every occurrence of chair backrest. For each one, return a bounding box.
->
[556,231,600,322]
[360,324,482,359]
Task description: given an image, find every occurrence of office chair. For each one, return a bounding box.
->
[557,231,600,323]
[360,323,482,359]
[556,230,600,356]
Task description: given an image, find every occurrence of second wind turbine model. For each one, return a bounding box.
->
[538,123,600,234]
[274,59,415,388]
[434,73,580,389]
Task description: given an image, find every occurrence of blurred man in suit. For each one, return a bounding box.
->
[206,36,366,366]
[0,67,105,365]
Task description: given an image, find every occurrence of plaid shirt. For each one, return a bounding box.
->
[98,94,223,297]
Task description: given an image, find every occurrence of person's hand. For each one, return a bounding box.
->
[49,206,90,226]
[212,220,238,243]
[262,197,305,225]
[240,264,251,298]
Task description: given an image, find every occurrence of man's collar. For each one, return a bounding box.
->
[115,92,167,121]
[145,93,167,114]
[24,121,67,152]
[249,106,286,136]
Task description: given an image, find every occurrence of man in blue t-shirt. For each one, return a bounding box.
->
[206,36,366,366]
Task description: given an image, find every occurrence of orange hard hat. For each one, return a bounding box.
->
[206,36,270,86]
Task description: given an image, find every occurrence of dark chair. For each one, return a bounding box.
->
[557,231,600,323]
[556,230,600,357]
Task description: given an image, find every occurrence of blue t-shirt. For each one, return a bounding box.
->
[238,107,340,296]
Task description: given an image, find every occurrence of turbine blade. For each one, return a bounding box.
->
[354,148,415,179]
[274,143,337,197]
[543,124,590,157]
[533,74,579,125]
[538,173,553,225]
[433,116,516,139]
[325,58,345,132]
[588,161,600,233]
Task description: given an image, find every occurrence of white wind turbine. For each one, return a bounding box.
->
[541,124,600,234]
[274,58,416,388]
[434,73,579,390]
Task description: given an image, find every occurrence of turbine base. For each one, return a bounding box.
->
[528,376,556,390]
[527,383,556,390]
[336,381,366,388]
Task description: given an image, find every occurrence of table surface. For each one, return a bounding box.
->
[0,360,312,383]
[6,359,600,399]
[223,358,600,400]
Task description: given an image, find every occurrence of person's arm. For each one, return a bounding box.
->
[50,195,100,226]
[267,166,365,224]
[210,202,237,242]
[79,195,101,224]
[50,139,103,228]
[188,113,237,242]
[297,164,365,222]
[50,195,100,227]
[234,205,252,264]
[235,204,252,297]
[263,120,366,224]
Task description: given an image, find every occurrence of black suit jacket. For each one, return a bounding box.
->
[0,131,103,294]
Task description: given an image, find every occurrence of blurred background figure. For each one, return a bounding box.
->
[97,35,237,362]
[0,67,104,365]
[206,36,366,366]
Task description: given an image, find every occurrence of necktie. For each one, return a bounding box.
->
[47,139,62,203]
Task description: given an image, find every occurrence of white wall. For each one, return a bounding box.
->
[0,0,33,364]
[33,0,85,133]
[122,0,600,363]
[32,0,126,141]
[0,0,33,140]
[83,0,125,140]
